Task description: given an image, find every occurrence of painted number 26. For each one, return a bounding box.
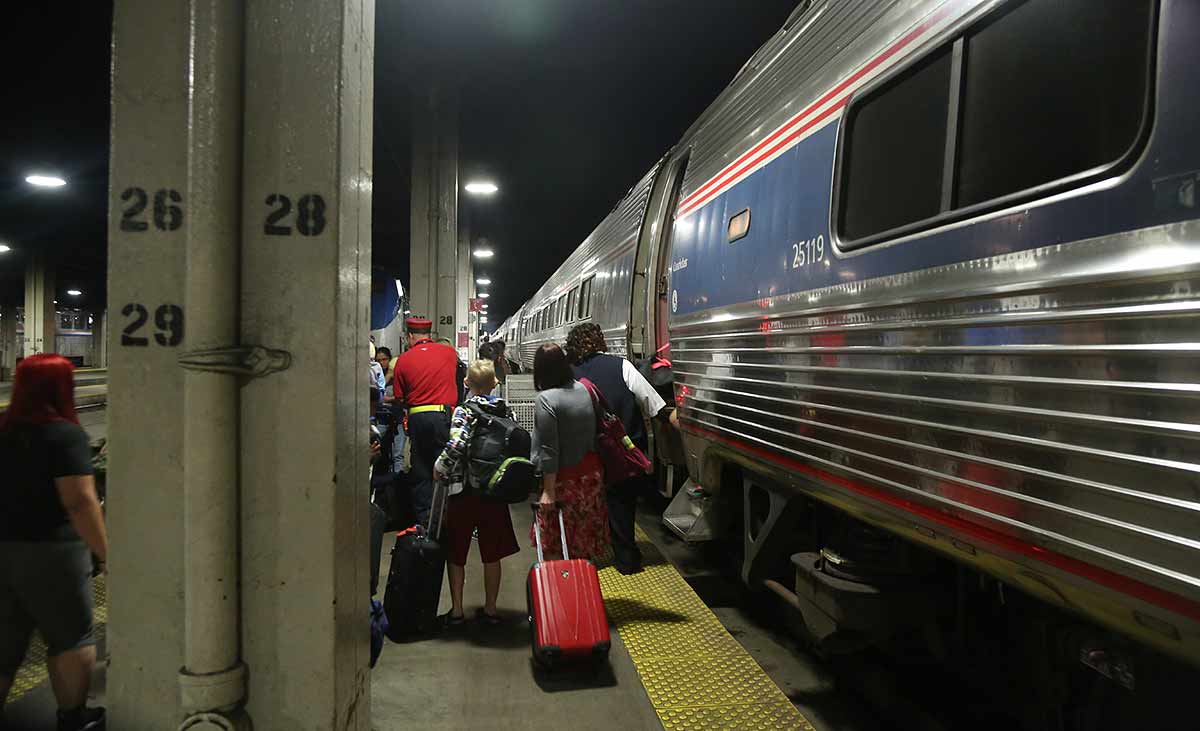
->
[791,234,825,269]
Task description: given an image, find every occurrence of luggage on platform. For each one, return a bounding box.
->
[383,479,448,641]
[527,504,610,668]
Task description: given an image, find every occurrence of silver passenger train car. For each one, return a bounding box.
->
[506,0,1199,720]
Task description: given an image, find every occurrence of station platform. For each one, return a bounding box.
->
[4,508,816,730]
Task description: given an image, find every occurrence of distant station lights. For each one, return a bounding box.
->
[476,277,492,286]
[473,248,494,259]
[0,244,11,254]
[25,174,67,188]
[464,181,498,195]
[479,292,491,299]
[67,289,83,296]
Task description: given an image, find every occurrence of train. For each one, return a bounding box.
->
[496,0,1199,726]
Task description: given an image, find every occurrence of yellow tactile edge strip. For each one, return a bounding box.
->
[6,574,107,705]
[597,526,815,731]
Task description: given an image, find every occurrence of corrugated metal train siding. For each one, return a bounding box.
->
[672,248,1200,607]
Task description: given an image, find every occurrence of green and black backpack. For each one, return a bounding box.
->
[465,400,536,503]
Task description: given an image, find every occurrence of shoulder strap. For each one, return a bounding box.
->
[578,377,609,430]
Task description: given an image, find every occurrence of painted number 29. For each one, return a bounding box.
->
[121,303,184,347]
[791,234,825,269]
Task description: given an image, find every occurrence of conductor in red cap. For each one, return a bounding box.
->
[393,316,460,526]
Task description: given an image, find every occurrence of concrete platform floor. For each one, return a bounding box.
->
[370,506,662,731]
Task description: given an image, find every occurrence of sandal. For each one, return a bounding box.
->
[438,611,466,629]
[475,608,502,626]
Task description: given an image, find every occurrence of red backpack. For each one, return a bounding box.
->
[579,378,652,485]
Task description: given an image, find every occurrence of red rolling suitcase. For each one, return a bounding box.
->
[527,505,611,668]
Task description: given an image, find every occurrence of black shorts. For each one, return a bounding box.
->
[0,540,96,674]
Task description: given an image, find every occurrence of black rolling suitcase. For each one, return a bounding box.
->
[383,480,448,641]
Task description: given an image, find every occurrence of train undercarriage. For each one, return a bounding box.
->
[661,455,1197,731]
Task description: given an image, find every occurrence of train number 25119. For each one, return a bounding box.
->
[791,234,825,269]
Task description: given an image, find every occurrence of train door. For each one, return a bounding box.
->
[651,152,690,358]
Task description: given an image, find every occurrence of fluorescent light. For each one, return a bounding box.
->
[476,278,492,286]
[473,248,494,259]
[464,181,498,195]
[481,303,489,309]
[479,292,490,299]
[480,316,489,323]
[26,175,66,188]
[0,244,10,254]
[66,289,83,296]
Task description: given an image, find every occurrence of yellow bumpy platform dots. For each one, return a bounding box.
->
[597,526,815,731]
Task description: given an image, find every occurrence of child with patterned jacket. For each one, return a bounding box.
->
[433,360,521,626]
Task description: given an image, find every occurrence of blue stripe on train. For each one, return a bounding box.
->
[670,115,1200,318]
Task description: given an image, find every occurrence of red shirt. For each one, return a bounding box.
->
[393,339,459,407]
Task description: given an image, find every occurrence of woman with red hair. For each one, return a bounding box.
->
[0,354,107,731]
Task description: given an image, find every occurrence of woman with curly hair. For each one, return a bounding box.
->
[566,323,676,575]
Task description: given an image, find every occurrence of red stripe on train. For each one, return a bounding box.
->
[677,4,955,218]
[683,422,1200,624]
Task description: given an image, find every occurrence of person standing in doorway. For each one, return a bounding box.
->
[0,354,108,731]
[566,323,676,574]
[392,316,460,527]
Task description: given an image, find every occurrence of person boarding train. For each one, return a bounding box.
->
[566,323,677,574]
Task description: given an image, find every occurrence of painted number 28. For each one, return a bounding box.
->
[791,234,825,269]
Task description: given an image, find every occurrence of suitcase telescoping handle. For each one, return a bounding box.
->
[531,502,569,564]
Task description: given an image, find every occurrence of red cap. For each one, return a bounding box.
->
[406,316,433,333]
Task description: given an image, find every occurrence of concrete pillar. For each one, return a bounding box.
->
[92,309,107,369]
[240,0,373,728]
[456,216,471,360]
[23,254,55,356]
[469,260,478,358]
[107,2,190,728]
[0,305,17,378]
[409,80,459,342]
[110,1,373,728]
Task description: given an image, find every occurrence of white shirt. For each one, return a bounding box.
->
[621,358,667,418]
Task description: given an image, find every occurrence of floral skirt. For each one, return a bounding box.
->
[530,451,609,561]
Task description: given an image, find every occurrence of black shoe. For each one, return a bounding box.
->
[475,607,503,626]
[614,560,644,576]
[437,611,466,629]
[57,706,105,731]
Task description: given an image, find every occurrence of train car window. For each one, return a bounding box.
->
[580,277,594,319]
[839,47,952,242]
[558,294,568,325]
[728,207,751,242]
[567,287,577,322]
[838,0,1155,248]
[955,0,1153,207]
